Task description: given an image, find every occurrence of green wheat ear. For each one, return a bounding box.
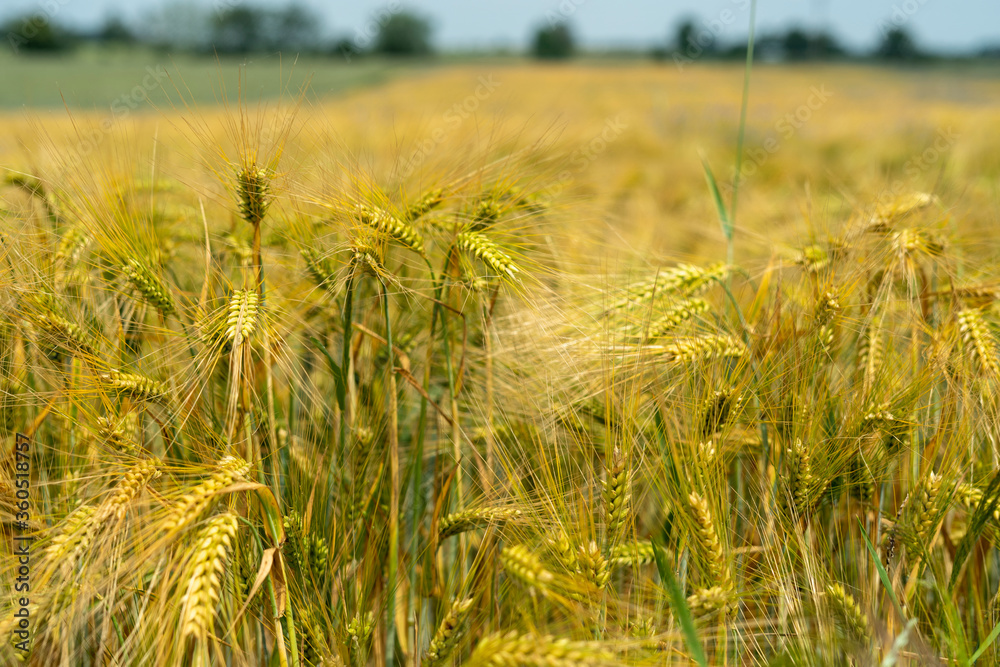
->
[456,230,519,280]
[236,164,272,226]
[357,204,425,255]
[825,583,869,644]
[406,187,445,221]
[123,258,175,316]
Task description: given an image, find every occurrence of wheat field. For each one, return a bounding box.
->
[2,62,1000,666]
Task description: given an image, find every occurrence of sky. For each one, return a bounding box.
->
[1,0,998,54]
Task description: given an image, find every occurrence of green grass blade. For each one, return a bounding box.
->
[701,156,732,243]
[857,518,905,621]
[652,539,707,667]
[970,615,1000,664]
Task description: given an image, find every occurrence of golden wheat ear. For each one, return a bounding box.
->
[467,631,616,666]
[178,513,240,649]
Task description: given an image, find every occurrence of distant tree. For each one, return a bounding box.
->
[212,6,265,54]
[780,27,844,61]
[811,31,845,58]
[269,5,322,53]
[333,36,362,59]
[98,17,135,44]
[3,14,71,53]
[877,27,920,60]
[140,2,211,52]
[650,44,669,61]
[374,11,433,56]
[532,22,574,59]
[671,18,716,62]
[208,4,322,54]
[782,27,811,60]
[675,19,696,54]
[720,43,749,60]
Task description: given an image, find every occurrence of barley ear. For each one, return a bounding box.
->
[123,258,175,316]
[236,164,271,227]
[439,507,522,540]
[688,491,731,588]
[179,513,239,644]
[825,583,869,643]
[423,597,474,667]
[455,230,519,280]
[467,631,615,667]
[603,446,631,547]
[500,544,555,595]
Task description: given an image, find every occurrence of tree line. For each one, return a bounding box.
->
[3,4,995,62]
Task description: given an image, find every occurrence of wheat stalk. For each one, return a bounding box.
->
[546,530,578,573]
[102,458,161,522]
[283,510,329,581]
[645,297,711,338]
[576,540,611,590]
[687,585,735,618]
[611,262,728,312]
[608,540,656,568]
[31,310,98,358]
[96,411,140,454]
[783,438,818,519]
[45,505,98,573]
[406,187,445,221]
[301,247,337,291]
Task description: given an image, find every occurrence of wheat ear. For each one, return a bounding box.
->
[468,631,614,667]
[423,597,474,667]
[179,513,239,643]
[825,583,869,643]
[439,507,522,539]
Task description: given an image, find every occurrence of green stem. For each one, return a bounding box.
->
[408,260,442,626]
[254,220,281,504]
[332,274,356,521]
[439,281,464,511]
[382,281,400,666]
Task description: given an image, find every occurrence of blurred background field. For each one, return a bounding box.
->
[3,59,1000,265]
